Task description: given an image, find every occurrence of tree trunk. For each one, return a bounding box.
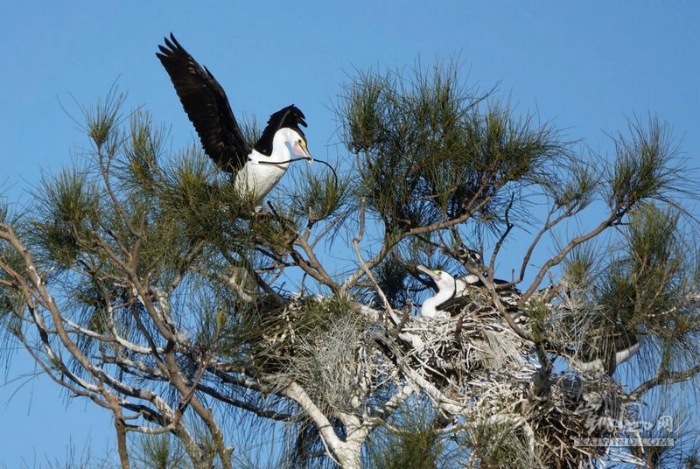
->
[334,445,362,469]
[114,416,130,469]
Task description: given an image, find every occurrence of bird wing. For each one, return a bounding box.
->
[156,34,251,173]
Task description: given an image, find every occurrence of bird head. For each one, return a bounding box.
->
[417,265,457,294]
[255,105,313,162]
[286,129,313,162]
[456,246,482,270]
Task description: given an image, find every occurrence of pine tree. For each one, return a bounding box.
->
[1,63,699,468]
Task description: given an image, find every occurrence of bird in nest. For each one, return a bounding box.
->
[416,265,641,375]
[416,265,519,319]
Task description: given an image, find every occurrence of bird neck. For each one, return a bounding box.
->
[421,296,440,318]
[421,283,455,318]
[250,128,297,167]
[272,130,296,166]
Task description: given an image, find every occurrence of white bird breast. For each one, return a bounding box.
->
[233,155,289,204]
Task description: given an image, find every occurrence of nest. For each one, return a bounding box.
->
[241,290,644,467]
[243,295,375,413]
[395,309,530,388]
[389,290,641,466]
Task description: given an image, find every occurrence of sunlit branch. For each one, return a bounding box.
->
[518,208,623,305]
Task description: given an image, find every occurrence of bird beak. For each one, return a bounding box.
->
[292,140,313,162]
[417,265,439,281]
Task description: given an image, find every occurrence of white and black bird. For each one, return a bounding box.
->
[416,265,640,374]
[416,266,458,319]
[157,34,313,207]
[417,265,519,318]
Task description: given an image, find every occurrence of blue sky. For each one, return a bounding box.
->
[1,1,699,466]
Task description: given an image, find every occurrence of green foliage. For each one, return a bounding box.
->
[628,204,682,281]
[156,155,246,259]
[366,402,446,469]
[460,419,536,469]
[525,298,551,344]
[0,209,26,355]
[120,112,166,191]
[371,427,441,469]
[83,87,125,151]
[289,162,351,225]
[597,205,686,328]
[562,243,598,292]
[548,158,598,214]
[551,203,700,378]
[607,116,686,214]
[33,168,100,268]
[132,434,188,469]
[372,253,415,309]
[339,62,566,233]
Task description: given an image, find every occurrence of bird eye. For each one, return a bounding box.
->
[299,139,306,147]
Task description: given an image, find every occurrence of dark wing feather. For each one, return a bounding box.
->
[156,33,250,172]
